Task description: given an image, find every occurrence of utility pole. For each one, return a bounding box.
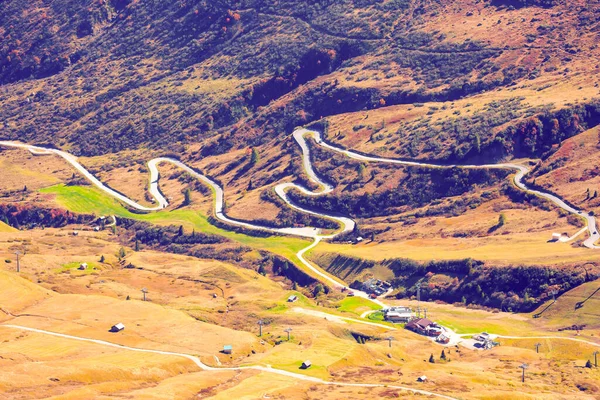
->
[258,320,264,337]
[594,351,599,368]
[386,336,394,348]
[141,288,148,301]
[416,282,421,318]
[535,343,541,353]
[519,363,529,383]
[424,308,428,319]
[14,251,22,273]
[284,327,292,341]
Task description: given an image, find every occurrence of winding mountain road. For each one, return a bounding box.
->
[299,128,600,248]
[1,130,599,396]
[1,127,598,300]
[2,130,597,247]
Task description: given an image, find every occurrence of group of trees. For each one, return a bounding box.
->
[259,189,339,230]
[323,253,598,312]
[133,223,225,246]
[287,167,505,218]
[0,204,93,229]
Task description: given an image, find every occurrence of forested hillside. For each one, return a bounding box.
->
[1,0,599,157]
[2,0,600,232]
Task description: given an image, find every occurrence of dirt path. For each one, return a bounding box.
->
[0,324,458,400]
[292,307,395,330]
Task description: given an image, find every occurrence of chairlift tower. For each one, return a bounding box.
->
[284,327,292,341]
[386,336,394,348]
[141,288,148,301]
[519,363,529,382]
[14,250,22,273]
[258,320,264,337]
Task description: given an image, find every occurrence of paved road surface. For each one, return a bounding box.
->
[2,131,599,394]
[2,128,597,311]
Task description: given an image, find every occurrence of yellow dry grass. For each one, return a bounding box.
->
[206,371,301,400]
[0,270,53,320]
[326,76,600,162]
[535,126,600,216]
[0,148,71,198]
[10,291,262,359]
[316,230,593,265]
[528,281,600,330]
[108,370,248,400]
[0,327,197,399]
[0,221,16,232]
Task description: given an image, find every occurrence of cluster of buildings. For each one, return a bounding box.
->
[472,332,498,349]
[360,278,392,297]
[383,308,451,344]
[406,318,450,344]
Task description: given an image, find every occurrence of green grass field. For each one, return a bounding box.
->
[39,184,338,281]
[336,296,381,315]
[56,261,101,275]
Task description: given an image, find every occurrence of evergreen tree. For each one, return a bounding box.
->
[474,133,481,154]
[250,148,260,165]
[429,354,435,363]
[292,281,298,290]
[498,213,506,227]
[357,164,366,180]
[585,360,593,368]
[258,265,266,275]
[178,225,184,236]
[183,188,192,205]
[313,283,324,297]
[99,255,105,263]
[440,350,446,360]
[135,240,140,251]
[118,247,126,259]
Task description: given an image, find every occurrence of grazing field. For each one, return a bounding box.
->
[314,231,594,266]
[0,227,598,399]
[336,297,381,316]
[528,281,600,331]
[0,327,199,398]
[0,149,71,195]
[0,221,15,232]
[38,184,319,275]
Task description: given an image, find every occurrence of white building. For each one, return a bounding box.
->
[384,306,413,323]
